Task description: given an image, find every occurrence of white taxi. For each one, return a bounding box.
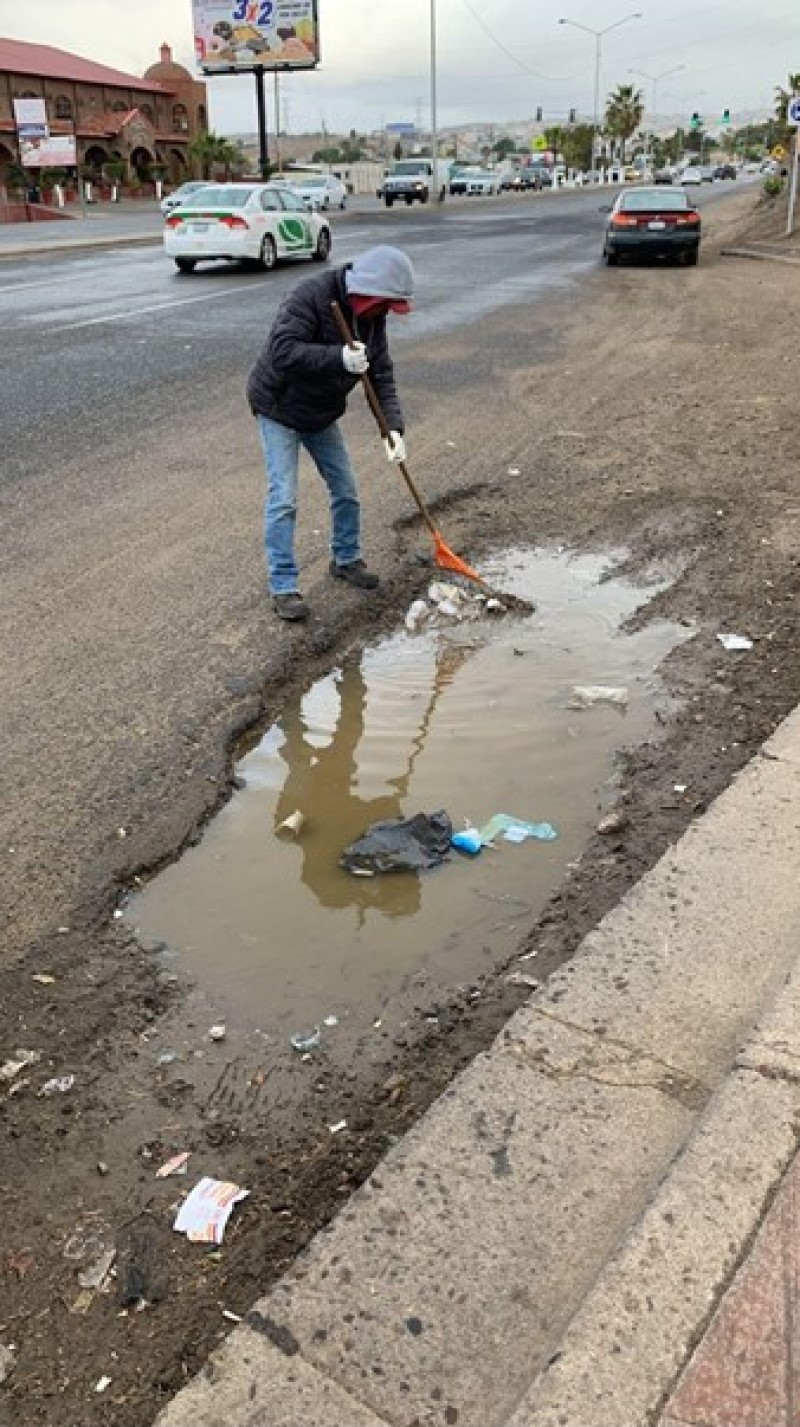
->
[163,182,332,274]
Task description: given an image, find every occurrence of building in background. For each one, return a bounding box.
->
[0,37,207,187]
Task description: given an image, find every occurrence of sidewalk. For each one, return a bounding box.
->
[154,705,800,1427]
[0,205,164,258]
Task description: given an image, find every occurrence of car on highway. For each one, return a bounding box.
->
[449,168,501,196]
[379,159,444,206]
[681,165,703,186]
[653,166,675,184]
[499,169,538,191]
[602,186,701,267]
[163,181,332,273]
[713,163,737,181]
[283,173,348,210]
[160,180,214,215]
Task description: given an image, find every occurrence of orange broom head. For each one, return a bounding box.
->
[433,532,488,586]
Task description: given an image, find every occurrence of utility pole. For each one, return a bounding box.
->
[273,70,281,173]
[430,0,441,200]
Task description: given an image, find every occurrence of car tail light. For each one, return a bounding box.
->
[219,214,249,230]
[165,213,184,228]
[611,214,638,228]
[676,211,701,226]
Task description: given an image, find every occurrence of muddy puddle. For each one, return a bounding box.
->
[128,548,692,1045]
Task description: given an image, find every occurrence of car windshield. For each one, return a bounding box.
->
[297,177,326,187]
[183,186,255,208]
[620,190,690,211]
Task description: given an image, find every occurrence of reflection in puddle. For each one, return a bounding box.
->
[128,549,692,1036]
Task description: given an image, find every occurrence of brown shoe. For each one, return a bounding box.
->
[329,559,380,590]
[273,593,309,622]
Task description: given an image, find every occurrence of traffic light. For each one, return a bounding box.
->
[568,107,576,124]
[536,106,543,122]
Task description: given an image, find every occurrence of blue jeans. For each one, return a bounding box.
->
[257,416,361,595]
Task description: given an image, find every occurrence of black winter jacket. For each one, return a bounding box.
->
[246,265,404,435]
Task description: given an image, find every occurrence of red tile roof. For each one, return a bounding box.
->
[0,37,175,93]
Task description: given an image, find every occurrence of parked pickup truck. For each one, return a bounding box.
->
[378,160,445,206]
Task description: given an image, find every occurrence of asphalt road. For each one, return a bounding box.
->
[0,193,589,484]
[0,184,737,491]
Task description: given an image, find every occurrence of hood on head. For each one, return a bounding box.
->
[345,245,414,303]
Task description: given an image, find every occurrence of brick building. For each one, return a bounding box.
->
[0,37,207,185]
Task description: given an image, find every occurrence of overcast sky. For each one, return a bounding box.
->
[1,0,796,134]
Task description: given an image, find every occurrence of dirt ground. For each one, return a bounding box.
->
[2,188,800,1425]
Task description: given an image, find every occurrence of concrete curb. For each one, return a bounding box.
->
[720,245,800,266]
[0,231,162,260]
[155,702,800,1427]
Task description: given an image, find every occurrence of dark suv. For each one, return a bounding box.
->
[713,164,736,180]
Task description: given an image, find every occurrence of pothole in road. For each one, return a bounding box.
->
[127,547,692,1045]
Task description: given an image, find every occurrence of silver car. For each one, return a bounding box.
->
[160,180,213,215]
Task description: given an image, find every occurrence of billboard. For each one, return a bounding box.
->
[13,96,48,140]
[192,0,319,72]
[20,134,77,168]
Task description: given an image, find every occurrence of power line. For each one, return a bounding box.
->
[456,0,571,83]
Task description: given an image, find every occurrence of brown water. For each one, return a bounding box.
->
[127,548,691,1040]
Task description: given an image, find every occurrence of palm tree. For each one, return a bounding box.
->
[774,72,800,147]
[604,84,644,162]
[775,72,800,124]
[188,131,244,180]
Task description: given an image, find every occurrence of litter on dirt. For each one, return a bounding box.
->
[208,1023,226,1042]
[31,973,55,985]
[1,1049,40,1083]
[328,1120,347,1135]
[156,1151,191,1179]
[39,1074,75,1096]
[77,1247,116,1291]
[0,1345,16,1384]
[341,810,453,875]
[173,1177,249,1246]
[94,1376,112,1394]
[451,827,483,854]
[116,1221,169,1304]
[717,632,753,652]
[569,685,629,711]
[290,1027,321,1053]
[477,813,558,845]
[276,809,305,837]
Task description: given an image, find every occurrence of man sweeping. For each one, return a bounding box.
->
[247,244,414,622]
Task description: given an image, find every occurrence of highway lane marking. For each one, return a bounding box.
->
[0,276,70,294]
[43,282,262,331]
[40,240,384,332]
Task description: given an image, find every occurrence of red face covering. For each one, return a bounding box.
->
[349,294,411,319]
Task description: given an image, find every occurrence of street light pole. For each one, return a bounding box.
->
[430,0,441,201]
[629,64,684,171]
[558,13,642,178]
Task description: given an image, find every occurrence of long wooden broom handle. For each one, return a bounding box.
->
[330,300,438,538]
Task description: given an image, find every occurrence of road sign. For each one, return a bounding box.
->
[531,135,548,151]
[720,109,731,126]
[788,95,800,127]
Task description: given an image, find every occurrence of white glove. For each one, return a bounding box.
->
[383,430,407,463]
[342,342,369,375]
